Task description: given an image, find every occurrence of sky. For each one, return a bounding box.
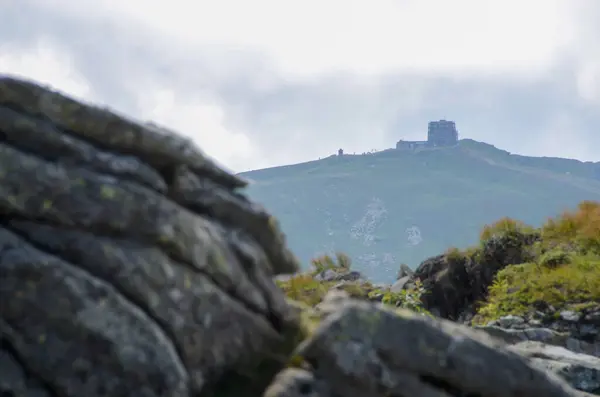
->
[1,0,600,173]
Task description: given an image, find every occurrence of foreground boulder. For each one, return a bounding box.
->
[0,76,301,397]
[265,297,587,397]
[476,310,600,358]
[511,341,600,395]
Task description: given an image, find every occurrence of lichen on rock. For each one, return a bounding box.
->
[267,299,583,397]
[0,75,301,397]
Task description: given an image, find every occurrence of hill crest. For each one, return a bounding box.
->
[239,138,600,282]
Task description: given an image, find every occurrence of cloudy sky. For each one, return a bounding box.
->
[2,0,599,172]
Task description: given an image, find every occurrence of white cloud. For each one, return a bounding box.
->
[136,88,261,172]
[576,59,600,104]
[0,39,258,172]
[2,0,600,171]
[56,0,576,76]
[534,112,595,160]
[0,41,92,100]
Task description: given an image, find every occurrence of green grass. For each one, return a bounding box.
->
[473,201,600,323]
[276,253,429,315]
[242,140,600,282]
[276,253,376,306]
[277,202,600,329]
[475,255,600,323]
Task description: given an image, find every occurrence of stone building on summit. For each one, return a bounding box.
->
[396,120,459,150]
[427,120,458,146]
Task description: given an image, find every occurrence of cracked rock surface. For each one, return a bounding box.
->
[0,76,300,397]
[265,297,590,397]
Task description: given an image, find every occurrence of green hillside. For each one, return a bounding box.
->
[239,139,600,282]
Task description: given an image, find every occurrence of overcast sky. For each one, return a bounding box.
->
[2,0,599,172]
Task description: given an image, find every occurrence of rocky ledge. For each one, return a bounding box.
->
[0,76,596,397]
[267,292,593,397]
[0,76,300,397]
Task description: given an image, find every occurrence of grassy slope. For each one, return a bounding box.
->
[240,140,600,282]
[276,203,600,325]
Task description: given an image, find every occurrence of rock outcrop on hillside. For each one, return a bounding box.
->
[0,76,300,397]
[475,314,600,394]
[0,76,594,397]
[406,230,539,321]
[266,296,584,397]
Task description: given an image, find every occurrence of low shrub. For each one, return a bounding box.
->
[278,254,430,315]
[469,202,600,323]
[479,216,535,243]
[375,279,430,315]
[475,253,600,323]
[310,252,351,275]
[277,274,331,307]
[541,201,600,254]
[444,247,465,263]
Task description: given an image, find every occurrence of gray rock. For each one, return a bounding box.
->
[0,76,301,397]
[264,368,332,397]
[314,290,351,318]
[282,299,582,397]
[475,325,558,344]
[338,270,362,281]
[498,315,526,328]
[0,348,53,397]
[0,77,244,190]
[562,311,583,322]
[581,324,600,339]
[512,342,600,395]
[397,263,414,279]
[314,269,338,282]
[585,311,600,322]
[566,339,600,358]
[390,275,411,293]
[475,326,600,358]
[315,269,362,282]
[408,230,539,321]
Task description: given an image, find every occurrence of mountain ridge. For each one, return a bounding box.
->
[239,139,600,282]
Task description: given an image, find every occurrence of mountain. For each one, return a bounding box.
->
[239,139,600,282]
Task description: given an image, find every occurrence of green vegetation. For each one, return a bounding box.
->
[277,253,366,306]
[479,216,536,242]
[473,201,600,323]
[277,201,599,328]
[276,253,428,314]
[310,252,351,274]
[374,279,429,315]
[241,139,600,282]
[445,246,465,262]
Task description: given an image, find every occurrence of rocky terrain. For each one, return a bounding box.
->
[0,76,597,397]
[277,208,600,395]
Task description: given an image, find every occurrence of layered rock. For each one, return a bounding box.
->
[477,309,600,356]
[473,310,600,394]
[0,76,300,397]
[265,297,586,397]
[511,342,600,395]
